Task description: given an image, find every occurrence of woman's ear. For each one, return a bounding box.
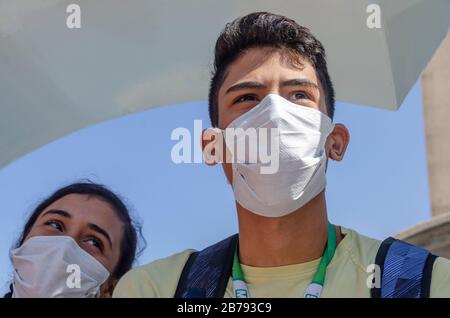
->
[201,128,225,166]
[326,124,350,161]
[100,277,118,298]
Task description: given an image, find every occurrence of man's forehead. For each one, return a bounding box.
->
[220,47,318,90]
[217,47,327,116]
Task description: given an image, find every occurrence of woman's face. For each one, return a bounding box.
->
[23,194,124,297]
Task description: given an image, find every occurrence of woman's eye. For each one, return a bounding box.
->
[86,237,104,252]
[45,220,63,232]
[234,94,257,104]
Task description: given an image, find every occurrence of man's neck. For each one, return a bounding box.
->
[237,191,339,267]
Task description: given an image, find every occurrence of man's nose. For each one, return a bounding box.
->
[263,85,282,99]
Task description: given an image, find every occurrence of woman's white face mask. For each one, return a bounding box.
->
[10,235,110,298]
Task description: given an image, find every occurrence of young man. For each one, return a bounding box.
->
[114,12,450,298]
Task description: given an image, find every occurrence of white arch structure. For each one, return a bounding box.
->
[0,0,448,169]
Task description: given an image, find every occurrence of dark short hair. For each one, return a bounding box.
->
[15,181,145,279]
[208,12,335,127]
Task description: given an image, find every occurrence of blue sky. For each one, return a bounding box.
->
[0,80,430,294]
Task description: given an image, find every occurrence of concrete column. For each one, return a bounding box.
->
[422,33,450,217]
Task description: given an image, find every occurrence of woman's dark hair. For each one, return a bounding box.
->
[209,12,335,127]
[15,181,145,279]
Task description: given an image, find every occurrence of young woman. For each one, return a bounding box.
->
[4,182,144,298]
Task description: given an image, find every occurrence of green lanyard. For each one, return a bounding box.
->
[232,222,337,298]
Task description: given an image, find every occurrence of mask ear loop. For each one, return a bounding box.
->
[223,128,236,186]
[84,285,102,298]
[93,285,103,298]
[220,127,244,188]
[323,122,336,161]
[202,128,233,185]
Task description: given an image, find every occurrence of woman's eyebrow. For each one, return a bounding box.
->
[41,210,113,249]
[41,209,72,219]
[88,223,113,249]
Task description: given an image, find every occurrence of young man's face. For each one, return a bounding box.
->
[213,46,349,185]
[217,47,327,129]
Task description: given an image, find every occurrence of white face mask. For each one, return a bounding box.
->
[10,236,110,298]
[227,94,334,218]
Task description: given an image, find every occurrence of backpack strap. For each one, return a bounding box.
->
[174,234,239,298]
[371,237,437,298]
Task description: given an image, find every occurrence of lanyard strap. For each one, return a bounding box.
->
[232,222,337,298]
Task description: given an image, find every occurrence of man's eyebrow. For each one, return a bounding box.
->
[41,209,72,219]
[88,223,113,249]
[225,81,267,95]
[281,78,320,91]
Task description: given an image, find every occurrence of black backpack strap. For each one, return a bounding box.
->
[174,234,239,298]
[371,237,437,298]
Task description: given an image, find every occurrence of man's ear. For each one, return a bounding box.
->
[326,124,350,161]
[201,128,225,166]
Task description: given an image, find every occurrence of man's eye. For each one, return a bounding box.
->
[45,220,64,232]
[234,94,257,104]
[292,91,309,100]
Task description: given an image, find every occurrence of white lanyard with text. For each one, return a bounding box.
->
[232,222,337,298]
